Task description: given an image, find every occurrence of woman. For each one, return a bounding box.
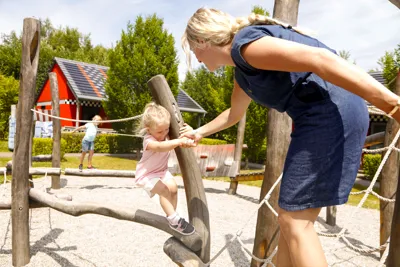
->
[180,7,400,267]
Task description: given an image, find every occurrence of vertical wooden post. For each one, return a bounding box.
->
[326,206,337,226]
[75,102,80,127]
[251,1,299,266]
[228,113,246,195]
[387,70,400,266]
[50,72,61,189]
[12,17,40,267]
[148,75,210,262]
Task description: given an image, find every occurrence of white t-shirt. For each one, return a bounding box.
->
[83,122,98,142]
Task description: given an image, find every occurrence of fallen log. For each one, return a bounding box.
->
[364,131,385,147]
[164,237,206,267]
[64,168,135,177]
[28,188,201,251]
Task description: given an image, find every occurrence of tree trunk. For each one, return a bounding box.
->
[387,70,400,266]
[50,72,61,189]
[389,0,400,9]
[12,17,40,267]
[148,75,210,263]
[251,1,299,266]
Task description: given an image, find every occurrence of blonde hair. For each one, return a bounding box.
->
[182,7,309,68]
[92,115,102,125]
[137,102,171,136]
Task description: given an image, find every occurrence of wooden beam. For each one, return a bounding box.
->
[389,0,400,9]
[50,72,61,189]
[29,167,61,176]
[148,75,210,262]
[387,70,400,266]
[28,188,202,252]
[64,168,135,177]
[364,131,385,147]
[163,237,206,267]
[251,1,299,266]
[12,17,41,267]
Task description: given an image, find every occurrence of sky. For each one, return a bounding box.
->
[0,0,399,80]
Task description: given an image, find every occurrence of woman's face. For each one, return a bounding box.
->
[191,42,219,72]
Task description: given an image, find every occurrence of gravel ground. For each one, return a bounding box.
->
[0,176,382,267]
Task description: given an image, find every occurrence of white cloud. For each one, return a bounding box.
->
[0,0,399,79]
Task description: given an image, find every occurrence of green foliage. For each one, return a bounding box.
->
[0,75,19,139]
[0,18,110,93]
[32,138,67,158]
[363,154,382,181]
[378,44,400,91]
[181,66,268,163]
[61,133,142,153]
[103,14,179,133]
[199,138,227,145]
[252,5,270,16]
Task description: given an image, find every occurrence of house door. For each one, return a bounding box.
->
[81,106,101,125]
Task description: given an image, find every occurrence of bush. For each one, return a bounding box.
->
[32,138,67,158]
[199,138,227,145]
[363,154,382,180]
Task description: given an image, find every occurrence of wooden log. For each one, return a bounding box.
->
[64,168,136,177]
[28,188,202,251]
[50,72,61,189]
[163,237,206,267]
[32,154,52,161]
[231,173,265,182]
[326,206,337,226]
[148,75,210,262]
[364,131,385,147]
[389,0,400,9]
[12,17,40,267]
[251,2,299,266]
[0,192,72,210]
[228,113,246,195]
[29,167,61,175]
[387,70,400,266]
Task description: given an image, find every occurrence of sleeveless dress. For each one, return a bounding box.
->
[231,25,369,211]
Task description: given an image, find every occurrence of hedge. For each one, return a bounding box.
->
[362,154,382,181]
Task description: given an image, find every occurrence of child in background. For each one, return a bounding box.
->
[72,115,102,171]
[135,102,195,235]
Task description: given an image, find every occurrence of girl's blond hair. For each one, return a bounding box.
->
[137,102,171,136]
[182,7,309,69]
[92,115,102,125]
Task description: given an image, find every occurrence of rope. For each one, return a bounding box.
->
[31,109,142,124]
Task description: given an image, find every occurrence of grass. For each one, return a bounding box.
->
[0,140,9,152]
[0,155,380,210]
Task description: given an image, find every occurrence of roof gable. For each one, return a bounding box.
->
[51,57,206,114]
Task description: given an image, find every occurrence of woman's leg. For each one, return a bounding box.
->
[278,207,327,267]
[277,227,293,267]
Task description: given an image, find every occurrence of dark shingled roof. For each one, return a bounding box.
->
[51,57,206,114]
[369,71,385,85]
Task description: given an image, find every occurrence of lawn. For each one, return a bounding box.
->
[0,155,380,210]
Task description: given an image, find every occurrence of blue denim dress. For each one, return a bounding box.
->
[231,25,369,211]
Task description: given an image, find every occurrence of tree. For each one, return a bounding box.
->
[103,14,179,133]
[0,18,110,92]
[378,44,400,91]
[0,75,19,139]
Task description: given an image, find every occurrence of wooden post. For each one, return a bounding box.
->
[387,70,400,266]
[49,72,61,189]
[326,206,337,226]
[148,75,210,262]
[228,113,246,195]
[251,1,299,266]
[75,101,80,127]
[389,0,400,9]
[12,17,40,267]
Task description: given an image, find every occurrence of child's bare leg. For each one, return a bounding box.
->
[79,151,86,165]
[88,150,94,167]
[151,180,175,216]
[163,178,178,210]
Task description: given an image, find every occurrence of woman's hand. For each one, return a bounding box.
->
[179,136,196,148]
[179,128,203,145]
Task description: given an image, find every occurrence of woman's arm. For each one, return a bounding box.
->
[241,36,400,122]
[182,80,251,141]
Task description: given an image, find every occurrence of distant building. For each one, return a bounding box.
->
[35,57,206,128]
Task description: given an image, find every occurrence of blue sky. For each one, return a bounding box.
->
[0,0,399,80]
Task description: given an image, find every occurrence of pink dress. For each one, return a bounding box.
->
[134,134,173,186]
